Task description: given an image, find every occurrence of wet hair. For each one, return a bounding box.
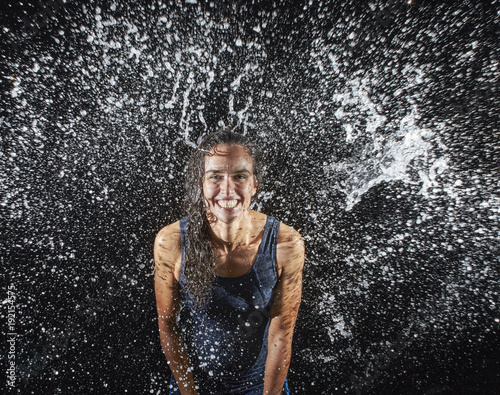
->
[182,128,263,307]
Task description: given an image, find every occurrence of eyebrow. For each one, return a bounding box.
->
[205,169,252,174]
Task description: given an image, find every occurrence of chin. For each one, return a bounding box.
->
[218,213,239,223]
[213,210,241,223]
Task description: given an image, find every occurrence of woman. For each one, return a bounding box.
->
[154,130,304,394]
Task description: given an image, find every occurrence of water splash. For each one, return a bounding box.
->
[1,1,498,394]
[325,75,443,210]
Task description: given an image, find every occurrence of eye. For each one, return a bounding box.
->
[208,174,223,180]
[234,174,248,180]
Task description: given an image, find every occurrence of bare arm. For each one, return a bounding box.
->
[154,223,198,395]
[263,225,305,395]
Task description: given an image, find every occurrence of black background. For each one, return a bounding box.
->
[1,0,499,394]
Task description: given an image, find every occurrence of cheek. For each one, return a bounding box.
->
[245,183,256,196]
[203,183,216,199]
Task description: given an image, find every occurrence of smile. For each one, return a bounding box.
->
[217,200,239,209]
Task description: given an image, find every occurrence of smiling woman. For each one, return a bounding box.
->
[154,129,305,395]
[203,144,257,224]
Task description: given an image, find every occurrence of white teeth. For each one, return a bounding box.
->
[218,200,238,208]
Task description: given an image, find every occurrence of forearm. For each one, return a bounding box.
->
[263,334,294,395]
[159,320,198,395]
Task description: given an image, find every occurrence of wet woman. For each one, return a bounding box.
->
[154,129,304,395]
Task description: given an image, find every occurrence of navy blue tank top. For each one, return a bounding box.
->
[169,215,289,395]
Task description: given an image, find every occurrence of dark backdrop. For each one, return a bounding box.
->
[1,0,499,394]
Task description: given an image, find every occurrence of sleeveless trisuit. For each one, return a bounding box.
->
[169,215,289,395]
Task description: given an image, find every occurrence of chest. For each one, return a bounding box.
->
[213,244,261,278]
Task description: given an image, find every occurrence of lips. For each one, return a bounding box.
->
[216,199,239,208]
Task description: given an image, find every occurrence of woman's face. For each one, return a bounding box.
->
[203,144,257,224]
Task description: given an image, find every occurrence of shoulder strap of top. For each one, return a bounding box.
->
[253,215,280,277]
[259,215,280,258]
[253,215,281,295]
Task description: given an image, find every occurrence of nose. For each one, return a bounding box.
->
[220,176,235,196]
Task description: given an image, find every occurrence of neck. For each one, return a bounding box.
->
[209,211,253,251]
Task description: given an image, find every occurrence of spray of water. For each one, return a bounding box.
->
[1,1,498,394]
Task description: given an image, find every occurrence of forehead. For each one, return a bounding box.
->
[204,144,254,172]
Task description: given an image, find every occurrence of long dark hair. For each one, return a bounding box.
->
[182,129,263,306]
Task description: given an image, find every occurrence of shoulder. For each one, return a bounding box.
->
[155,221,181,250]
[276,221,305,273]
[277,222,304,251]
[154,221,182,269]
